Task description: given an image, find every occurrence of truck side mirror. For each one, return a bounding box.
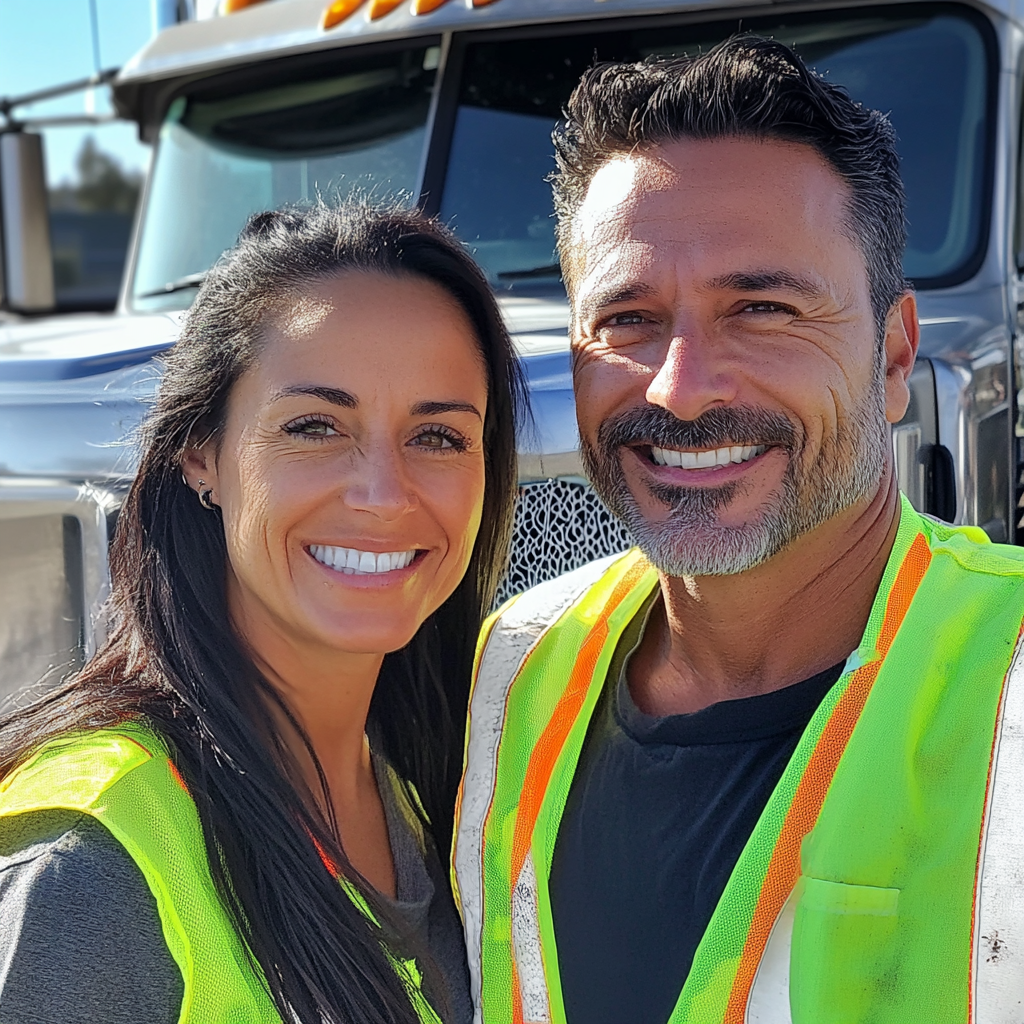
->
[0,130,55,313]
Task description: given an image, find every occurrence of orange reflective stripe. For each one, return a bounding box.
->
[511,967,524,1024]
[508,560,650,903]
[508,560,650,1020]
[724,532,932,1022]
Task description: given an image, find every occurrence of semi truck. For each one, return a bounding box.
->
[0,0,1014,699]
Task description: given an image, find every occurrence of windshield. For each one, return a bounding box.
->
[131,45,438,311]
[439,5,992,290]
[130,6,992,312]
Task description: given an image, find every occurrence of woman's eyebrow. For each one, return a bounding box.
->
[412,400,482,420]
[271,385,357,408]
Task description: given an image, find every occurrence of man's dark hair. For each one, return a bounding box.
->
[552,34,909,329]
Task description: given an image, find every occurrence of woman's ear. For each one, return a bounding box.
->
[181,441,220,505]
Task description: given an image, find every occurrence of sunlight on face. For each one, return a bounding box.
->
[570,137,896,576]
[209,271,489,657]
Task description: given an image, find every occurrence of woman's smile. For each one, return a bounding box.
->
[307,543,420,576]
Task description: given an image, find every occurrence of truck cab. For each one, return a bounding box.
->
[0,0,1016,698]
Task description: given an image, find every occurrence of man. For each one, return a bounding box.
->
[452,36,1024,1024]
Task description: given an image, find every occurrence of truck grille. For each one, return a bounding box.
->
[496,477,633,607]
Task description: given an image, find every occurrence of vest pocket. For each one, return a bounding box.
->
[789,876,900,1024]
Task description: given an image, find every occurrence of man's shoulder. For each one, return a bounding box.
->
[488,551,634,639]
[474,553,637,695]
[919,514,1024,580]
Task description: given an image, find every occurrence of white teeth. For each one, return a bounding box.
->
[309,544,417,575]
[650,444,766,469]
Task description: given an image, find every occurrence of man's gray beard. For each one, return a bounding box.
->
[581,364,888,577]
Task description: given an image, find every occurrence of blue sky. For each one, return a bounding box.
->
[0,1,155,185]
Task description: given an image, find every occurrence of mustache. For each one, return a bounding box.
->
[596,404,798,454]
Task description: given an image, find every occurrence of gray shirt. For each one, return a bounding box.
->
[0,760,471,1024]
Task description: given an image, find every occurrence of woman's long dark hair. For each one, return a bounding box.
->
[0,203,524,1023]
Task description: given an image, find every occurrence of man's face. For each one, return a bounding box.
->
[570,137,911,577]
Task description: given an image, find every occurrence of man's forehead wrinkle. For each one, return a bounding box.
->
[707,269,832,301]
[571,137,868,327]
[576,238,654,315]
[578,281,659,324]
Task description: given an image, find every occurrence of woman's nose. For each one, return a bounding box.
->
[341,442,418,522]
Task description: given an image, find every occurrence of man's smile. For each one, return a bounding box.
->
[649,444,767,470]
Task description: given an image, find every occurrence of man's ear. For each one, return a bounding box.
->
[884,291,919,425]
[181,440,219,503]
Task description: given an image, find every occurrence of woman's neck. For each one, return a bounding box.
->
[230,587,397,895]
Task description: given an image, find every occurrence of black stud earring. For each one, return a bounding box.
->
[197,479,217,511]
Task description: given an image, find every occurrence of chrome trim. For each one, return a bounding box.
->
[933,356,972,524]
[0,478,120,662]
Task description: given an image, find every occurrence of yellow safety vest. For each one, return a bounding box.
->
[0,723,442,1024]
[454,497,1024,1024]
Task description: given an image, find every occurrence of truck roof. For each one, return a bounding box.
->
[115,0,1015,127]
[117,0,740,89]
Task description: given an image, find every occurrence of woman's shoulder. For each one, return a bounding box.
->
[0,809,182,1023]
[0,724,176,819]
[0,724,206,904]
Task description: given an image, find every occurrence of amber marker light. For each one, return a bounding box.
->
[221,0,270,10]
[472,0,502,6]
[412,0,450,12]
[322,0,366,28]
[368,0,404,17]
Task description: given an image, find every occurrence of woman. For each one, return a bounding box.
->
[0,203,523,1024]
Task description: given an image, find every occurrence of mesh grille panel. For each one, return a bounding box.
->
[496,478,633,606]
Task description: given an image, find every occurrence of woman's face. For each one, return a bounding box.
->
[186,271,489,658]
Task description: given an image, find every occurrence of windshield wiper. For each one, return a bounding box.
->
[138,272,207,298]
[498,263,562,281]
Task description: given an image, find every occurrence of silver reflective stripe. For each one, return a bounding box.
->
[454,554,624,1024]
[513,852,551,1024]
[974,630,1024,1024]
[746,891,796,1024]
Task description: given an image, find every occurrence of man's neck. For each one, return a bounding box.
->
[627,474,902,717]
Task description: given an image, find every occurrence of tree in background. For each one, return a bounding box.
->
[48,136,143,307]
[49,136,142,214]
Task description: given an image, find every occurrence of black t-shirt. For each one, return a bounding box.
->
[549,603,846,1024]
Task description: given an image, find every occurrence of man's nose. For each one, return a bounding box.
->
[645,331,737,422]
[342,442,418,522]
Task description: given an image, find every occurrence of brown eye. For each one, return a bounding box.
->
[742,301,797,316]
[409,426,467,452]
[284,416,337,438]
